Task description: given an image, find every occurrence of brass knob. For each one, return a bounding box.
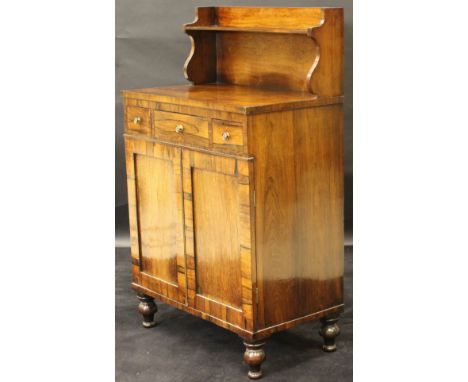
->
[133,116,142,124]
[175,124,184,134]
[222,131,230,141]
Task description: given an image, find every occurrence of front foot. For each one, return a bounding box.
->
[319,315,341,352]
[137,294,157,328]
[243,340,266,379]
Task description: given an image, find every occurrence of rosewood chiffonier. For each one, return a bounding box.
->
[122,7,344,379]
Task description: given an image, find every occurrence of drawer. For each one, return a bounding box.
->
[126,106,151,135]
[153,111,209,147]
[212,120,244,154]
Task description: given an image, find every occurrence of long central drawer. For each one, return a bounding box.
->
[153,110,210,148]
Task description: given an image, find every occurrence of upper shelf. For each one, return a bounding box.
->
[183,7,334,37]
[184,26,314,36]
[183,7,344,96]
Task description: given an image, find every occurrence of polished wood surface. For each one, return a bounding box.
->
[183,7,343,96]
[212,119,244,154]
[123,7,344,378]
[132,282,342,342]
[182,150,255,331]
[243,340,267,379]
[248,105,344,329]
[137,294,158,328]
[125,105,151,135]
[216,32,318,92]
[183,7,217,84]
[192,169,242,308]
[124,96,245,123]
[201,7,323,29]
[135,153,179,285]
[153,110,210,147]
[319,315,341,352]
[125,138,187,304]
[310,8,344,97]
[122,84,343,115]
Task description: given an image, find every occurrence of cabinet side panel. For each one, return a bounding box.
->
[249,106,343,329]
[293,106,344,316]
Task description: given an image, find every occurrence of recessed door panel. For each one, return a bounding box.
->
[135,154,178,285]
[192,168,242,308]
[182,149,255,331]
[125,138,186,304]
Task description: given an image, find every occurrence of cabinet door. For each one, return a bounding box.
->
[125,137,186,304]
[182,150,255,331]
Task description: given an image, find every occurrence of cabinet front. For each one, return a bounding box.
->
[182,150,255,331]
[125,136,255,331]
[125,138,187,304]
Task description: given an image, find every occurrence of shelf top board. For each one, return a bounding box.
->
[122,84,343,115]
[184,26,311,35]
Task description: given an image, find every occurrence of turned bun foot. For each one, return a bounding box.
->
[137,294,157,328]
[319,315,341,352]
[243,340,266,379]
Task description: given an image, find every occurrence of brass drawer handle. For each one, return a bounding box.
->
[222,131,230,141]
[175,124,184,134]
[133,116,142,124]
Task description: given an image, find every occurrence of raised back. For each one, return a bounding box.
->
[214,7,323,29]
[184,7,343,96]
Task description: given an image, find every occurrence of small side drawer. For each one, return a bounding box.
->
[153,111,209,147]
[126,106,151,135]
[212,120,244,154]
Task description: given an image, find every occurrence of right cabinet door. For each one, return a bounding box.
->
[182,149,255,331]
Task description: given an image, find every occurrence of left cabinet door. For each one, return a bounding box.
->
[125,137,187,304]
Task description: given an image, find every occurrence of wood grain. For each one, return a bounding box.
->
[192,168,242,308]
[135,154,179,285]
[247,105,344,328]
[123,100,344,334]
[310,8,344,96]
[122,84,345,115]
[132,282,343,341]
[122,7,345,365]
[157,102,246,123]
[217,32,318,92]
[125,106,151,135]
[184,31,217,84]
[153,110,209,147]
[214,7,324,29]
[185,7,323,32]
[125,137,187,304]
[185,26,313,35]
[181,150,255,330]
[212,120,244,154]
[182,7,343,96]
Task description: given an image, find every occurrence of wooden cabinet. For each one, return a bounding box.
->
[123,7,344,379]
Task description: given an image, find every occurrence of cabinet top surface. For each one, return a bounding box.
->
[122,84,343,115]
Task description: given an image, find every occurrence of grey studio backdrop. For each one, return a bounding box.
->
[116,0,353,238]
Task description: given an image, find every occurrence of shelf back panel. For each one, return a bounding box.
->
[214,7,323,29]
[217,32,317,92]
